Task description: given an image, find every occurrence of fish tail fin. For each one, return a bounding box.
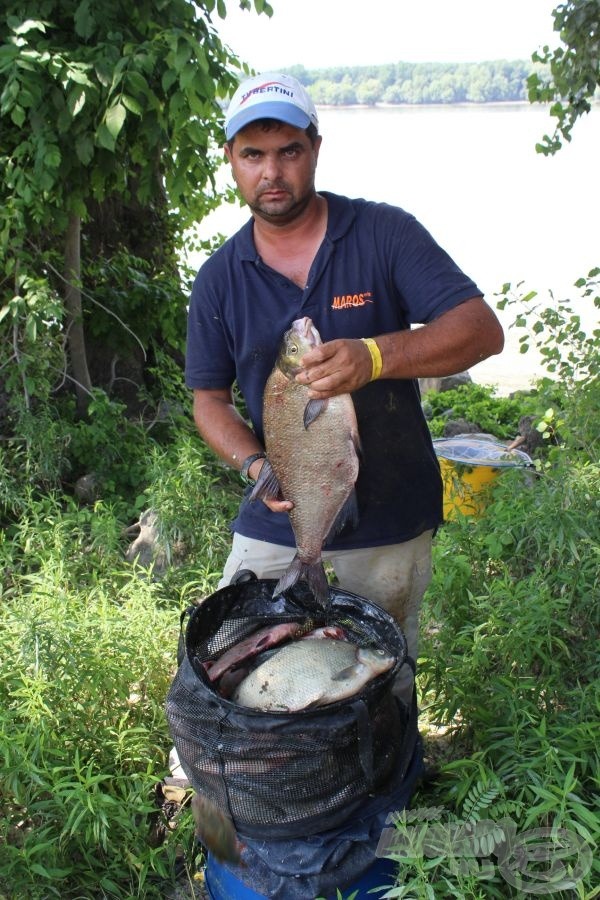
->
[273,555,330,605]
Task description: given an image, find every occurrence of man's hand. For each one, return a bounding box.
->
[294,338,373,397]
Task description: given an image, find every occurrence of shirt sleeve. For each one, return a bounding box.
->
[185,259,237,390]
[375,204,483,324]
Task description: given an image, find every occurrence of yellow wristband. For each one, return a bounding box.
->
[361,337,383,381]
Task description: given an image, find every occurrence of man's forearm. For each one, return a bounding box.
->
[376,297,505,380]
[192,389,264,478]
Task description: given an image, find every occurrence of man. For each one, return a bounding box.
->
[185,72,504,702]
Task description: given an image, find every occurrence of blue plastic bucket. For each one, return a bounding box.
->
[205,851,398,900]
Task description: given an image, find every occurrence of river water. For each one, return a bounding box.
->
[188,103,600,393]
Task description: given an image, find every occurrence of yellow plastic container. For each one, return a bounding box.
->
[433,437,533,519]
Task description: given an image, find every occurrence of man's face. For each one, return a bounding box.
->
[224,122,322,225]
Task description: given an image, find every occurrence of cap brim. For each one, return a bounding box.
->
[225,102,311,140]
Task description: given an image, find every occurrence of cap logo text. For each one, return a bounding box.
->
[241,81,294,106]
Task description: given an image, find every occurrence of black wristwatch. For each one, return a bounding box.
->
[240,452,266,485]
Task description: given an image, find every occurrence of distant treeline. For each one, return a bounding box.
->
[286,60,540,106]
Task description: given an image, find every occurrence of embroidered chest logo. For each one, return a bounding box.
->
[331,291,374,310]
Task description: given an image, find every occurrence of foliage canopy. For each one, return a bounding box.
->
[0,0,242,243]
[0,0,265,428]
[528,0,600,153]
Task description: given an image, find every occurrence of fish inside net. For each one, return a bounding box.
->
[166,574,416,840]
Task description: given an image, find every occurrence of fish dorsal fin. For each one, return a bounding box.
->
[303,398,328,429]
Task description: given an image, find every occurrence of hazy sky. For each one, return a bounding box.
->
[214,0,559,71]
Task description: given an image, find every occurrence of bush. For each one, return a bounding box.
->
[423,382,536,441]
[403,456,600,897]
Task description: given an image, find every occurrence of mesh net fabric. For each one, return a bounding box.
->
[166,577,413,840]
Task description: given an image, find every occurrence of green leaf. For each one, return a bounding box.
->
[95,122,115,151]
[126,70,150,96]
[105,102,126,140]
[10,104,25,126]
[121,94,142,116]
[100,878,122,894]
[94,60,112,88]
[75,133,94,165]
[74,0,96,39]
[29,863,51,877]
[45,145,62,169]
[67,86,86,117]
[12,19,47,36]
[66,66,94,87]
[18,88,37,108]
[25,315,37,342]
[180,63,197,89]
[161,68,178,92]
[186,120,208,146]
[174,40,191,71]
[196,46,209,74]
[57,105,73,134]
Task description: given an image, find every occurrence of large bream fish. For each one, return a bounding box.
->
[232,637,395,712]
[251,317,361,604]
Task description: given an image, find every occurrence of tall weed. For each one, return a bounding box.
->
[412,457,600,896]
[143,433,241,594]
[0,497,194,897]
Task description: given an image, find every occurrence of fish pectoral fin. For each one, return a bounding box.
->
[303,398,328,429]
[249,459,281,502]
[299,689,328,711]
[331,663,362,682]
[325,489,360,543]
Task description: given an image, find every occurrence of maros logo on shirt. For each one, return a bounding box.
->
[331,291,374,310]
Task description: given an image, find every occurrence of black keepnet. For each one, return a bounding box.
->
[166,576,414,841]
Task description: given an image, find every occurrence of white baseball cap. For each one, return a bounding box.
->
[224,72,319,140]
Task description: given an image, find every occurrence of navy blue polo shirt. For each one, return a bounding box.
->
[185,192,482,548]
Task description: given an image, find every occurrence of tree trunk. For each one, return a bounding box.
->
[64,212,93,415]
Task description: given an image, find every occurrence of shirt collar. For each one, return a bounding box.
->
[235,191,356,261]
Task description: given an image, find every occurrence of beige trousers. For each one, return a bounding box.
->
[219,530,433,703]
